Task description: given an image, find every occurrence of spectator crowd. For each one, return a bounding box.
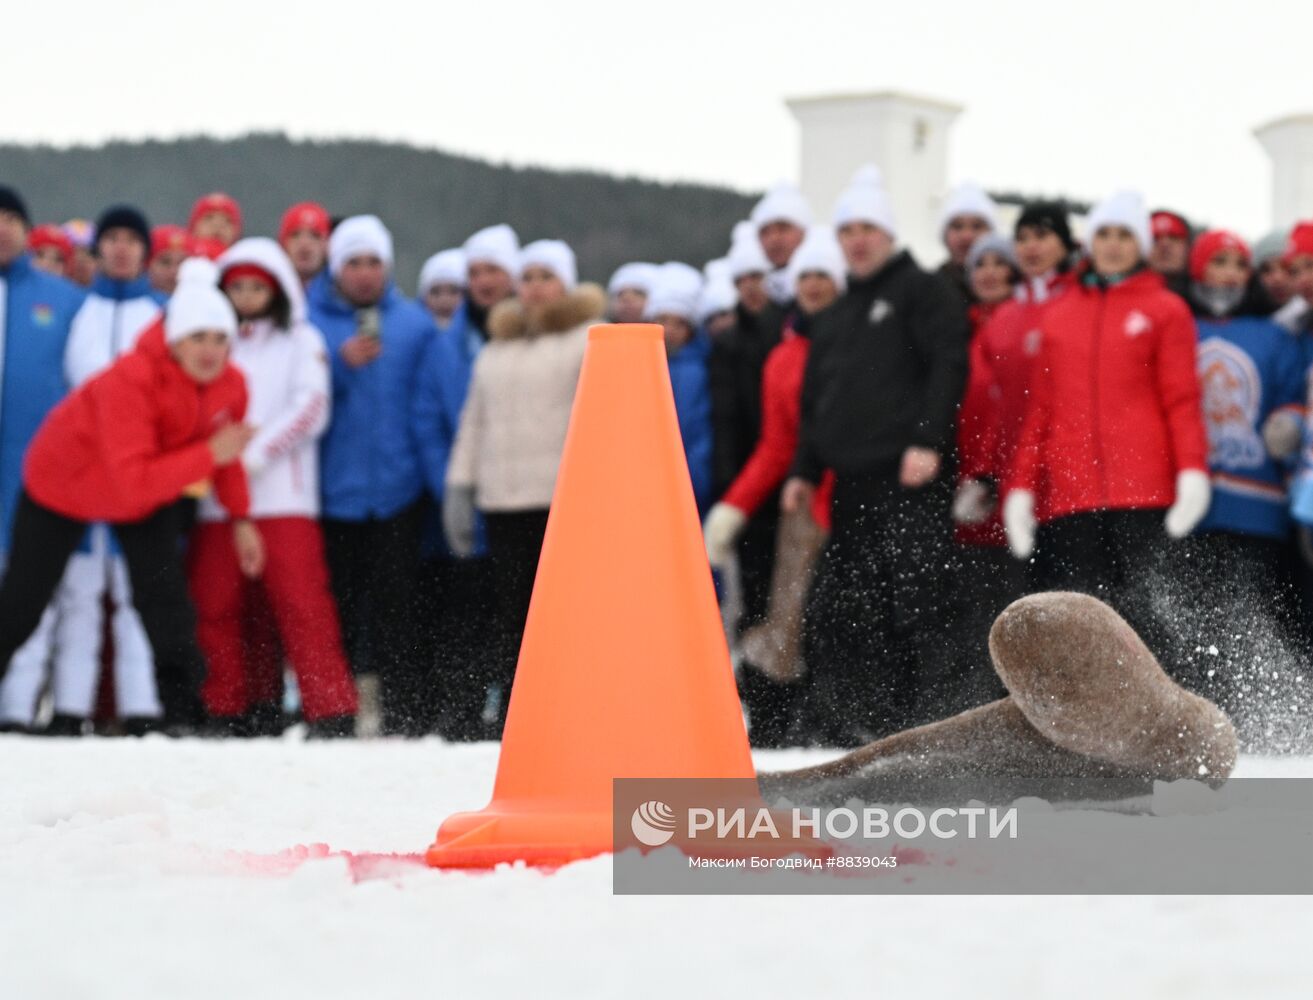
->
[1,171,1311,751]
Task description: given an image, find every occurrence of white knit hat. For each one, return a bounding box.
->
[519,239,577,291]
[938,182,998,235]
[965,232,1018,274]
[165,258,238,343]
[787,226,848,295]
[750,181,813,231]
[727,231,771,280]
[328,215,394,277]
[697,271,737,323]
[608,261,659,296]
[418,248,467,294]
[462,224,520,276]
[644,262,704,322]
[833,164,897,238]
[1085,190,1152,259]
[703,257,731,284]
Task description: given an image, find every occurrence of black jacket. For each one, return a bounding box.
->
[793,250,969,482]
[709,300,785,497]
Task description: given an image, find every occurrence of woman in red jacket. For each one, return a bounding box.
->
[0,259,259,731]
[702,226,843,747]
[950,205,1078,686]
[1003,191,1209,655]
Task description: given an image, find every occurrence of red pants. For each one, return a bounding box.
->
[189,517,358,721]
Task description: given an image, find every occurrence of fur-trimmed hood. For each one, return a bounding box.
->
[487,282,606,341]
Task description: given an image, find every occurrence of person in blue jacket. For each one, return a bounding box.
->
[646,262,715,514]
[308,214,436,737]
[0,186,85,732]
[1183,229,1307,726]
[412,223,519,740]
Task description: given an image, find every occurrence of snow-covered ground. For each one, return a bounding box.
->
[1,736,1309,1000]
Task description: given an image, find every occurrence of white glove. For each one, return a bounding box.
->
[1164,469,1211,539]
[951,478,995,525]
[703,503,748,567]
[1002,490,1037,560]
[1261,409,1303,460]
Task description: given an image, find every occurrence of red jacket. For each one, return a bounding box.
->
[722,329,833,529]
[1006,268,1207,521]
[24,321,250,523]
[957,273,1075,542]
[955,299,1007,546]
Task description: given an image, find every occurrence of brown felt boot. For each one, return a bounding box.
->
[758,591,1238,806]
[987,592,1237,783]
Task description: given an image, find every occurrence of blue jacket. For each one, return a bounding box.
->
[414,301,489,557]
[308,277,436,521]
[1195,315,1306,539]
[0,254,84,552]
[668,329,715,514]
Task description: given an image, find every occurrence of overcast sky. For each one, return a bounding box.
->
[7,0,1309,239]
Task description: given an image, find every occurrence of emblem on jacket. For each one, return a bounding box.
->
[1124,310,1152,338]
[868,299,893,325]
[30,304,54,327]
[1198,338,1264,469]
[1023,329,1042,356]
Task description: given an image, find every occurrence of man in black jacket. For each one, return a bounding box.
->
[783,169,969,745]
[707,231,791,745]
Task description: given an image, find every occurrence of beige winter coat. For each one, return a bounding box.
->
[446,284,606,511]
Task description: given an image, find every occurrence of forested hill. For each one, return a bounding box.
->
[0,132,757,291]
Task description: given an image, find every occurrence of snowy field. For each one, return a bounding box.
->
[1,736,1310,1000]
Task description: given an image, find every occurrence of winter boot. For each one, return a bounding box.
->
[306,715,355,740]
[42,713,87,737]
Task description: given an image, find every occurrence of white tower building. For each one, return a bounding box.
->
[786,91,964,264]
[1254,114,1313,228]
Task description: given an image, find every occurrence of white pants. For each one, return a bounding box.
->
[0,526,161,721]
[0,603,57,725]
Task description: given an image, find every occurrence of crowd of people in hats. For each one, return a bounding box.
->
[1,171,1311,749]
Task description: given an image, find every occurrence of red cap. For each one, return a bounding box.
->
[190,236,228,261]
[1189,229,1251,282]
[1151,211,1190,241]
[220,262,278,290]
[279,202,330,243]
[1283,221,1313,265]
[28,223,74,265]
[150,224,192,262]
[188,192,243,236]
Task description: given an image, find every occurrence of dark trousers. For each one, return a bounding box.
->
[483,509,550,736]
[734,504,796,746]
[415,552,498,741]
[0,491,205,726]
[322,502,424,735]
[1171,530,1308,748]
[1032,507,1176,669]
[802,471,955,745]
[943,541,1020,710]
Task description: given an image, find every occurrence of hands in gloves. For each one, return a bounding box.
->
[703,503,748,567]
[952,478,996,525]
[443,485,478,558]
[1002,489,1037,560]
[1164,469,1211,539]
[1261,409,1303,460]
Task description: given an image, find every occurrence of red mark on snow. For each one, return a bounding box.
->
[222,843,428,882]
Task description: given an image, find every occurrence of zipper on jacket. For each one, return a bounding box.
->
[111,297,123,360]
[1092,289,1108,505]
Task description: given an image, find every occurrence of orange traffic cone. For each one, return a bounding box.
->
[426,324,756,868]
